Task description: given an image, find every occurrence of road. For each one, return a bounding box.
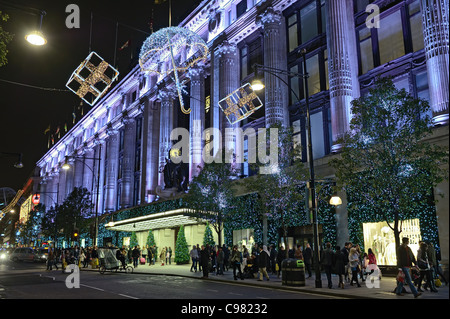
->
[0,260,337,301]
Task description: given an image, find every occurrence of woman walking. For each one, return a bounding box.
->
[349,247,361,287]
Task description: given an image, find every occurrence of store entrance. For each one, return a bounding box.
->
[279,225,323,257]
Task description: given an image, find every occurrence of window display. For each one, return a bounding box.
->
[363,219,421,266]
[233,229,254,250]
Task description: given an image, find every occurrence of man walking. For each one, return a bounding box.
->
[321,242,335,289]
[396,237,421,298]
[303,243,312,278]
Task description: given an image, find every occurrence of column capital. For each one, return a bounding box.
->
[216,40,237,58]
[257,7,282,27]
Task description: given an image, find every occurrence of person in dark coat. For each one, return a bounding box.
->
[321,242,335,289]
[303,243,312,278]
[276,245,286,278]
[199,245,210,278]
[334,246,346,289]
[341,242,351,282]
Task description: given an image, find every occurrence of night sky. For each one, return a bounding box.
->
[0,0,200,192]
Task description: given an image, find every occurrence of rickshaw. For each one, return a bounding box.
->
[98,248,133,274]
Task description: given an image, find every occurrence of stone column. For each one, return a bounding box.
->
[121,117,137,208]
[217,40,240,161]
[143,99,161,202]
[158,89,175,187]
[105,129,120,212]
[82,148,95,194]
[188,65,206,179]
[96,140,106,214]
[420,0,449,125]
[91,140,103,215]
[258,7,289,128]
[326,0,360,152]
[64,158,75,197]
[73,150,84,189]
[57,168,67,204]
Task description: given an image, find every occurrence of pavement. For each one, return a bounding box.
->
[82,261,449,300]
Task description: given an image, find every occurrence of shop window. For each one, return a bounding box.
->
[233,229,255,250]
[363,219,421,266]
[378,11,405,65]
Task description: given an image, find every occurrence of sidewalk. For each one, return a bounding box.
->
[85,262,449,300]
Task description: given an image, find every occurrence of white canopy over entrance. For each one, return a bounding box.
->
[105,208,209,232]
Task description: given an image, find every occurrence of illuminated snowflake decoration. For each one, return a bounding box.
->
[139,27,209,114]
[66,51,119,106]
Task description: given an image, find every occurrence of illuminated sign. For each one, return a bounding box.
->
[66,51,119,106]
[218,83,263,125]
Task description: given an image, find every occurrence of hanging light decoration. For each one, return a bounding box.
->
[139,27,209,114]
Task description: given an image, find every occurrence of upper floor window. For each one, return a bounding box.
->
[357,1,425,75]
[236,0,247,19]
[286,0,326,53]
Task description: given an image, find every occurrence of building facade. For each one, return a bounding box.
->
[36,0,448,268]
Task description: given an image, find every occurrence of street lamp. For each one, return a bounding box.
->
[62,152,102,247]
[0,1,48,46]
[251,49,333,288]
[0,152,23,169]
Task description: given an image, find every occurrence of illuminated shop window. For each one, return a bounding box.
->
[233,228,255,250]
[363,218,421,266]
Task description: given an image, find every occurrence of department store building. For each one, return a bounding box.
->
[35,0,448,269]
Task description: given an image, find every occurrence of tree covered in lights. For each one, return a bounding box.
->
[203,222,215,246]
[237,125,309,258]
[41,187,93,246]
[18,204,45,246]
[330,77,449,249]
[174,225,190,264]
[0,11,14,68]
[184,152,238,247]
[130,231,138,248]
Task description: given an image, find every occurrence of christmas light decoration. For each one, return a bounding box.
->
[218,83,264,125]
[66,51,119,106]
[139,27,209,114]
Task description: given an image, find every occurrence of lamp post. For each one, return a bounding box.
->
[62,151,102,247]
[251,50,330,288]
[0,152,23,168]
[0,1,47,45]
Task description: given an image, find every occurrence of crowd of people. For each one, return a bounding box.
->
[188,243,281,281]
[44,238,448,298]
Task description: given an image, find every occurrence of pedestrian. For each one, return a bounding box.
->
[84,248,91,268]
[269,244,277,274]
[147,245,153,266]
[321,242,334,289]
[132,246,140,268]
[276,245,286,278]
[223,244,230,272]
[230,245,244,280]
[91,246,99,269]
[216,246,224,275]
[199,245,210,278]
[349,247,361,287]
[417,242,437,292]
[425,242,440,289]
[151,245,157,265]
[334,246,345,289]
[294,245,303,260]
[190,245,198,272]
[167,247,172,265]
[366,248,381,280]
[303,243,312,278]
[47,249,56,270]
[257,245,270,281]
[160,247,166,266]
[79,248,85,268]
[395,237,421,298]
[341,243,351,282]
[116,247,126,269]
